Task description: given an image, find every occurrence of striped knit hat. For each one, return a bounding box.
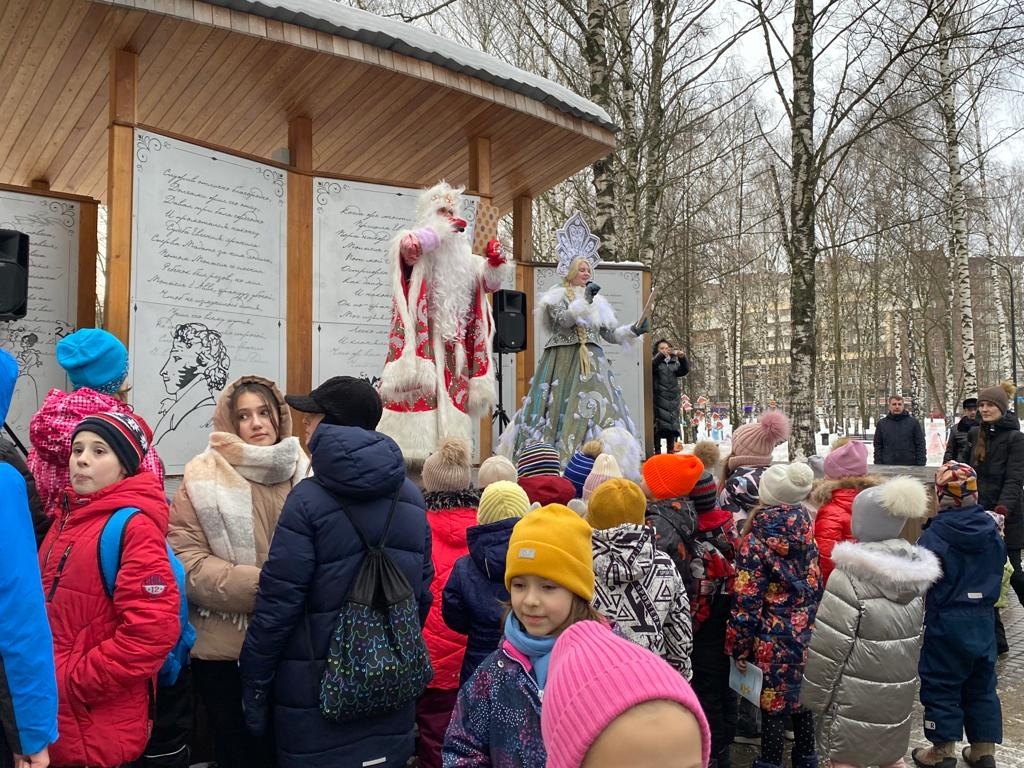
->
[582,454,622,502]
[72,411,152,475]
[564,450,597,497]
[690,470,718,515]
[517,441,561,478]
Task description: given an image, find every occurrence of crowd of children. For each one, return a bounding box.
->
[0,331,1013,768]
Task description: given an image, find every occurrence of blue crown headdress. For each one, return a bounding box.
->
[555,212,601,276]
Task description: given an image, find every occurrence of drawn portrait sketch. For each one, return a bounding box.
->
[152,322,230,449]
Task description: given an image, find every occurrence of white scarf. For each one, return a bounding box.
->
[187,433,308,627]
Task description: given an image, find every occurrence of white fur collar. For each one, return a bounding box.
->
[536,285,618,333]
[831,540,941,597]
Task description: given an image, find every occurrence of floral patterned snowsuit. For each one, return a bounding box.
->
[725,503,823,714]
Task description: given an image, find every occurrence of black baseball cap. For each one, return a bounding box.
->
[963,398,978,409]
[285,376,382,430]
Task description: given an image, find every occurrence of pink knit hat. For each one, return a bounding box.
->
[542,621,710,768]
[823,440,868,480]
[727,411,790,471]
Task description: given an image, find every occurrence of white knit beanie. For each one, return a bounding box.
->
[758,462,813,506]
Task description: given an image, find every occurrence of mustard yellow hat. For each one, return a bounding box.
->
[505,504,595,601]
[587,478,647,530]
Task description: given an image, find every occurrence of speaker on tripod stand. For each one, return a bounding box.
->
[491,289,527,433]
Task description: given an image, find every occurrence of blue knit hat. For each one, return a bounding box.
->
[563,450,596,497]
[57,329,128,394]
[517,441,561,478]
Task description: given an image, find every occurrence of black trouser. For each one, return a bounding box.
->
[1008,548,1024,606]
[761,709,815,766]
[691,598,737,767]
[131,668,193,768]
[655,430,679,454]
[193,659,275,768]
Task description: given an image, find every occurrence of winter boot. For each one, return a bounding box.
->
[911,743,957,768]
[963,743,997,768]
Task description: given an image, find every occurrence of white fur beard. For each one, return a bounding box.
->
[425,236,481,342]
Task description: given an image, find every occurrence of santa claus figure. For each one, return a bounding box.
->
[376,181,508,462]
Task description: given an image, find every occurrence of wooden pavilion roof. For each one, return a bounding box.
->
[0,0,616,211]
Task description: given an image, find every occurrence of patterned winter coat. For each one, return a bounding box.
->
[801,539,941,766]
[809,476,878,584]
[689,509,739,633]
[442,641,546,768]
[725,503,823,714]
[424,489,480,690]
[718,465,767,525]
[591,524,692,678]
[443,518,516,685]
[28,388,165,521]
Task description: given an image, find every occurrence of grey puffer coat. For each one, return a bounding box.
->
[800,538,941,766]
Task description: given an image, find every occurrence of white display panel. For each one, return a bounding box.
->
[0,190,80,441]
[130,130,287,472]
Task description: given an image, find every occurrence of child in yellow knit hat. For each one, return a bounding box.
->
[442,504,604,767]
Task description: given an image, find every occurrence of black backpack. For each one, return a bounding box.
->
[319,488,433,721]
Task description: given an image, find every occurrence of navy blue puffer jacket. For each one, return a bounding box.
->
[240,425,433,768]
[442,517,516,685]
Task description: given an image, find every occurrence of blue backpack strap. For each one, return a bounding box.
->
[98,507,142,598]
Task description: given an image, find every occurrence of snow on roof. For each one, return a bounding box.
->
[205,0,616,131]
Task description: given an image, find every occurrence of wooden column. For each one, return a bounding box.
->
[469,136,494,459]
[105,49,137,343]
[77,201,98,327]
[513,196,535,404]
[468,136,491,197]
[287,116,314,441]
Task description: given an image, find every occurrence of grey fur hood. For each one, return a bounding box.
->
[831,539,941,602]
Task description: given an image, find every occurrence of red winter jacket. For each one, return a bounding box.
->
[423,490,479,690]
[810,476,878,584]
[38,471,179,767]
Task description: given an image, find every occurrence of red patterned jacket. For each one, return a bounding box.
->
[39,471,179,767]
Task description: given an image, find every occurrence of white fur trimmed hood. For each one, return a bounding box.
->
[832,539,942,600]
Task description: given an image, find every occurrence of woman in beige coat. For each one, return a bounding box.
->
[169,375,309,768]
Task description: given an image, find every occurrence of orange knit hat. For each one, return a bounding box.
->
[641,453,705,501]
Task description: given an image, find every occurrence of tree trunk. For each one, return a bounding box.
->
[585,0,617,261]
[938,2,977,396]
[786,0,817,459]
[967,79,1011,379]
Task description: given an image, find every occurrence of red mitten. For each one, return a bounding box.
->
[994,505,1009,518]
[485,239,505,267]
[399,233,422,265]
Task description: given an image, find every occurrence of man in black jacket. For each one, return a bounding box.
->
[943,397,978,463]
[873,395,926,465]
[652,339,689,454]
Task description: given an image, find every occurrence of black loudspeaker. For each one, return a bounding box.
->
[0,229,29,320]
[493,289,527,353]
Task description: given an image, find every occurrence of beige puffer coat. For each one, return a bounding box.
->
[168,376,309,660]
[800,538,941,765]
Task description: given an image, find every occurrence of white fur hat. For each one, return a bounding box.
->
[852,476,929,543]
[758,462,814,507]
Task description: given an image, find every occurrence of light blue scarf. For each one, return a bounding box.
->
[503,613,557,689]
